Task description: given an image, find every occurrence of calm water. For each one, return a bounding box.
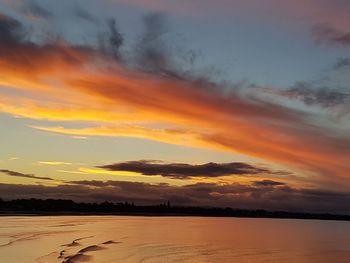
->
[0,216,350,262]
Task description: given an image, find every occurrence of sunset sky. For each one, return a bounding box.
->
[0,0,349,213]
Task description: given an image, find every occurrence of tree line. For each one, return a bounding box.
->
[0,198,349,221]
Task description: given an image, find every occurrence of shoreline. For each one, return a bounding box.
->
[2,198,349,222]
[1,211,350,222]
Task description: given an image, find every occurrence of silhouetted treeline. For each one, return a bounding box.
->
[0,198,349,221]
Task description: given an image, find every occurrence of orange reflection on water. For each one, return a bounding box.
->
[1,216,350,263]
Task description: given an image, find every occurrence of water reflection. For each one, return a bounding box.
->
[0,216,350,262]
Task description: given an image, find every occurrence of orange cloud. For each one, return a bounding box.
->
[31,125,212,149]
[38,161,73,165]
[0,12,349,185]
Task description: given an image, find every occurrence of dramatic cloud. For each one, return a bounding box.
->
[0,13,24,44]
[266,82,350,108]
[0,169,54,181]
[0,12,95,76]
[134,13,183,77]
[0,11,349,184]
[97,18,124,60]
[98,160,275,179]
[0,181,350,213]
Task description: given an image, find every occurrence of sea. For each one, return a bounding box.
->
[1,216,350,262]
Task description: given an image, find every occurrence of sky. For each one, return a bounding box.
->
[0,0,349,213]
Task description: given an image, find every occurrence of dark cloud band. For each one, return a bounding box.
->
[0,181,349,214]
[0,169,54,181]
[98,160,274,179]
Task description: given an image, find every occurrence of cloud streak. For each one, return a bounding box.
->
[98,160,276,179]
[263,83,350,108]
[0,169,54,181]
[38,161,73,166]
